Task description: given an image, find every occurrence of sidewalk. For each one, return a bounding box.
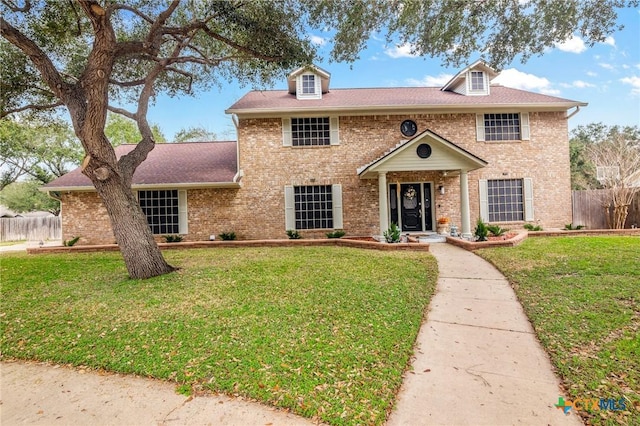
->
[1,243,584,425]
[387,243,583,425]
[0,240,61,253]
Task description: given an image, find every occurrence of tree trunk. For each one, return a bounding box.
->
[95,176,176,279]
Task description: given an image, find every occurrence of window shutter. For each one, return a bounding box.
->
[332,184,343,229]
[296,76,303,96]
[282,118,292,146]
[478,179,488,222]
[476,114,485,141]
[521,112,530,140]
[284,185,295,230]
[330,116,340,145]
[523,178,534,221]
[315,75,322,96]
[178,190,188,234]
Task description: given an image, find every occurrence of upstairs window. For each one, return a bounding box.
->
[302,74,316,95]
[292,117,330,146]
[470,71,484,91]
[476,112,530,141]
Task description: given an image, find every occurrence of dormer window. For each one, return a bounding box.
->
[470,71,484,91]
[302,75,316,95]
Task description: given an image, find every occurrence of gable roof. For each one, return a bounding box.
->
[226,85,586,116]
[357,129,488,179]
[441,59,499,92]
[287,64,331,94]
[42,141,239,192]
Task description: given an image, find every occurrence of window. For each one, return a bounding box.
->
[487,179,524,222]
[484,113,521,141]
[302,74,315,94]
[138,190,187,235]
[470,71,484,91]
[284,184,343,230]
[291,117,330,146]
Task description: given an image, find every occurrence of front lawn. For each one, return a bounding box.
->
[477,236,640,425]
[0,247,437,425]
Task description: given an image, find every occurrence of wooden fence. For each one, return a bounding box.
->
[0,216,61,242]
[572,190,640,229]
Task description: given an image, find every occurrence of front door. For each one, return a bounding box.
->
[390,183,434,232]
[401,184,422,231]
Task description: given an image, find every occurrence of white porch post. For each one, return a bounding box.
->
[378,172,389,235]
[460,170,472,238]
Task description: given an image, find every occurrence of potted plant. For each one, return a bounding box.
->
[437,217,450,235]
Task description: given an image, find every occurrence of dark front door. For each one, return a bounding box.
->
[400,184,422,231]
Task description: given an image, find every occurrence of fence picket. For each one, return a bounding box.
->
[0,217,62,242]
[572,190,640,229]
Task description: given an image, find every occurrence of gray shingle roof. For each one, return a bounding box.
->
[43,141,238,190]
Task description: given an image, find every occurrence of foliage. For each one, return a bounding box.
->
[326,229,346,238]
[564,223,585,230]
[0,247,438,425]
[523,223,543,231]
[286,229,301,239]
[383,222,401,243]
[218,231,237,241]
[63,236,80,247]
[474,218,488,241]
[486,224,508,237]
[0,180,60,215]
[173,126,218,143]
[0,117,82,189]
[163,235,183,243]
[477,236,640,425]
[104,113,166,146]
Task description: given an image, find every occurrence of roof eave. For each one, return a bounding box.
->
[41,181,241,193]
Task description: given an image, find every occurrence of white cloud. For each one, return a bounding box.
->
[385,43,418,59]
[586,71,598,77]
[555,35,587,54]
[599,62,615,70]
[310,35,327,46]
[406,73,454,87]
[493,68,560,95]
[620,76,640,95]
[572,80,596,88]
[604,36,616,47]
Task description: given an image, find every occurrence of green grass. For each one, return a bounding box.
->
[0,247,437,425]
[477,236,640,425]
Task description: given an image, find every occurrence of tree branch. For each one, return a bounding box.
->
[1,101,64,118]
[1,0,30,12]
[106,105,136,120]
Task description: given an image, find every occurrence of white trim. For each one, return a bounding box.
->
[44,182,241,193]
[296,73,322,100]
[282,117,292,146]
[478,179,488,222]
[521,112,530,140]
[523,178,534,221]
[330,116,340,145]
[476,114,486,141]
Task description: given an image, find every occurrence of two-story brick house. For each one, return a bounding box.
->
[44,60,586,244]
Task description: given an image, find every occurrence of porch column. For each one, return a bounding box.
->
[460,170,472,238]
[378,172,389,235]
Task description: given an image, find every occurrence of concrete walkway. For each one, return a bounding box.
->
[387,243,583,425]
[1,243,584,425]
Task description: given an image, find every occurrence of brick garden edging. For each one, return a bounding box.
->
[26,237,430,255]
[526,228,640,237]
[445,231,528,251]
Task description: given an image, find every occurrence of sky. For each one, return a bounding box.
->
[147,7,640,141]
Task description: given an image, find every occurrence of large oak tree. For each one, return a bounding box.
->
[1,0,635,278]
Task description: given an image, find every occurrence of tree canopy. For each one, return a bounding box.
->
[2,0,637,278]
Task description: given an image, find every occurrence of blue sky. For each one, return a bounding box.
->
[148,8,640,141]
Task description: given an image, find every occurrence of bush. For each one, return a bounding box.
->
[564,224,585,230]
[219,231,237,241]
[286,229,301,239]
[474,218,488,241]
[163,235,183,243]
[326,230,346,238]
[524,223,543,231]
[383,222,401,243]
[487,224,508,237]
[63,236,80,247]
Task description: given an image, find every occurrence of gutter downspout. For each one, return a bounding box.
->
[566,106,581,120]
[232,114,242,184]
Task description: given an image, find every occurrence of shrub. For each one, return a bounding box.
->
[163,235,183,243]
[564,224,585,230]
[524,223,543,231]
[383,222,401,243]
[63,236,80,247]
[286,229,301,239]
[219,231,237,241]
[474,218,488,241]
[487,224,508,237]
[326,230,346,238]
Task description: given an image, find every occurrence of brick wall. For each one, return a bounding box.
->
[60,111,572,243]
